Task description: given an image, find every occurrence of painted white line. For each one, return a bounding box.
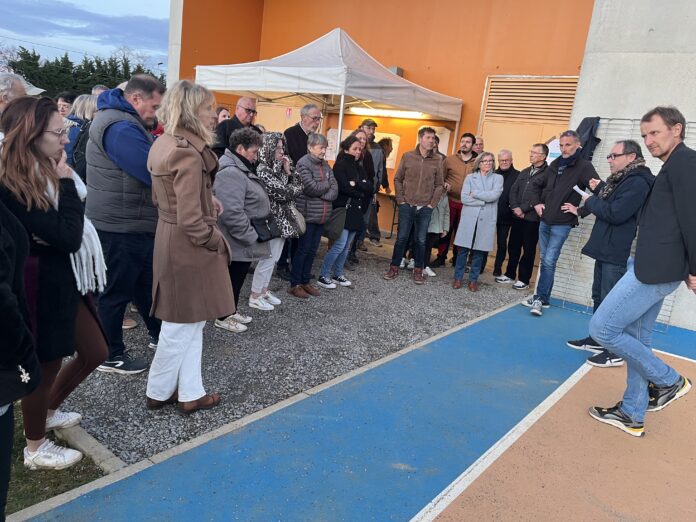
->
[654,349,696,364]
[410,363,593,522]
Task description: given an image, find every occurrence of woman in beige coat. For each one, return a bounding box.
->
[145,80,235,414]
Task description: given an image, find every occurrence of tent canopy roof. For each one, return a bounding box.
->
[195,28,462,122]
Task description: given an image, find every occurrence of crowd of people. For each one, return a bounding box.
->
[1,70,695,516]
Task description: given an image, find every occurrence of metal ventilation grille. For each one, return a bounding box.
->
[482,77,579,123]
[550,118,696,329]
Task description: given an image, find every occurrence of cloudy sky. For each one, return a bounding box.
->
[0,0,170,71]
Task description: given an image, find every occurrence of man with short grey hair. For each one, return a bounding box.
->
[0,73,44,122]
[213,96,262,157]
[523,129,599,316]
[493,149,520,279]
[284,103,323,164]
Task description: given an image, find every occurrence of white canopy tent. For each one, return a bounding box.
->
[195,28,463,150]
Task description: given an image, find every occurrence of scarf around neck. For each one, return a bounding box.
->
[599,158,646,200]
[556,147,582,176]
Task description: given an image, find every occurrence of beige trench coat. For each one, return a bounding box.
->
[147,128,235,323]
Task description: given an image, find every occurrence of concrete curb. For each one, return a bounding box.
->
[8,299,523,521]
[54,425,127,474]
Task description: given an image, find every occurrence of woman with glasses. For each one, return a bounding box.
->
[452,151,504,291]
[0,97,108,470]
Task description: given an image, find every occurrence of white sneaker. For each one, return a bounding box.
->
[399,258,407,269]
[512,281,529,290]
[249,296,274,311]
[423,266,436,277]
[229,312,252,324]
[24,440,83,470]
[495,275,513,284]
[407,259,415,270]
[45,410,82,431]
[214,317,248,333]
[263,291,281,306]
[332,275,352,287]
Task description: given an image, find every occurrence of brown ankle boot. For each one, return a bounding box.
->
[413,268,425,285]
[452,279,463,289]
[383,265,399,280]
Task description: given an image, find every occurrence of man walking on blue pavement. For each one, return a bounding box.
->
[588,106,695,437]
[522,130,599,316]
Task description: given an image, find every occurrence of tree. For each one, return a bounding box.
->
[4,45,165,97]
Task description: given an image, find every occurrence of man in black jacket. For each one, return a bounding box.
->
[563,140,653,367]
[507,143,549,290]
[283,103,323,165]
[523,130,599,316]
[493,149,520,279]
[588,106,694,437]
[212,97,262,157]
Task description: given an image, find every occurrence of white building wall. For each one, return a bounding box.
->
[555,0,696,331]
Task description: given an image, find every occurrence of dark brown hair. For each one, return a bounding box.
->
[641,106,686,140]
[0,97,61,210]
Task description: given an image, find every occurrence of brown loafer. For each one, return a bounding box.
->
[146,392,178,410]
[468,281,479,292]
[177,393,221,415]
[413,268,425,285]
[302,283,321,296]
[453,279,462,289]
[288,285,309,298]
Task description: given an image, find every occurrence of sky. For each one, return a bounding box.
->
[0,0,170,72]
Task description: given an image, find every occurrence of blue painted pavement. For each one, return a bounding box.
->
[33,305,696,521]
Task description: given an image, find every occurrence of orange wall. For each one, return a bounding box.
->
[258,0,594,135]
[180,0,265,107]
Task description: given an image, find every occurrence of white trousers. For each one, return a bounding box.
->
[146,320,206,403]
[251,237,285,294]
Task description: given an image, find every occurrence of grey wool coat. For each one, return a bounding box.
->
[214,151,272,262]
[453,170,504,251]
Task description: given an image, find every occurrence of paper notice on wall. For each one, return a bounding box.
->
[326,129,400,168]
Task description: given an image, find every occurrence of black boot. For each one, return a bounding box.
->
[431,254,446,268]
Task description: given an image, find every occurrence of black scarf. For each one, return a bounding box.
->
[232,150,257,173]
[556,148,582,176]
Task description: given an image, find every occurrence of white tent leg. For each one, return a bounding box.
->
[451,119,461,154]
[336,94,346,144]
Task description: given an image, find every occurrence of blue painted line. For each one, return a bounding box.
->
[32,306,696,521]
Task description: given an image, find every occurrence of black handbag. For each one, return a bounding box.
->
[0,349,40,405]
[251,214,282,242]
[322,206,347,241]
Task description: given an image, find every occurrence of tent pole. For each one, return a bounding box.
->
[451,119,461,154]
[336,93,346,145]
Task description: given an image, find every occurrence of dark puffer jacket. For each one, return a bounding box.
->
[295,153,338,225]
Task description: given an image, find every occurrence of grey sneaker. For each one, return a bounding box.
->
[530,298,543,316]
[588,402,644,437]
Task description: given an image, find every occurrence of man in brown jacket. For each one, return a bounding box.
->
[384,127,444,284]
[433,132,478,267]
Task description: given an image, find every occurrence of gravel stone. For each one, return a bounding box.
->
[61,246,524,464]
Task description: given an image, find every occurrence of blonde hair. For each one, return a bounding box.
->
[474,151,495,171]
[156,80,215,145]
[69,94,98,121]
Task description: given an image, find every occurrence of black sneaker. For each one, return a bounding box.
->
[431,255,445,268]
[97,353,148,375]
[148,336,158,350]
[521,296,551,308]
[317,276,337,289]
[332,275,352,287]
[587,349,624,368]
[566,336,603,354]
[647,375,691,412]
[588,402,644,437]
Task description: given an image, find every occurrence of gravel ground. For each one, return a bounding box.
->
[62,244,525,464]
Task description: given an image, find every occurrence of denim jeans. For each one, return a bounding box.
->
[592,260,627,312]
[97,230,161,359]
[290,223,323,286]
[454,247,486,281]
[536,222,572,302]
[589,258,681,422]
[321,228,357,279]
[390,204,433,269]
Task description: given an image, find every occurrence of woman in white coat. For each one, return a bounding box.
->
[452,151,504,291]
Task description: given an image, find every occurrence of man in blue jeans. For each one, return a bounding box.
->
[588,106,695,437]
[523,130,599,316]
[384,127,444,284]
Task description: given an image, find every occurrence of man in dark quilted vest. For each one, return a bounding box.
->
[86,74,164,375]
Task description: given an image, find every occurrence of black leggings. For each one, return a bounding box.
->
[219,261,250,320]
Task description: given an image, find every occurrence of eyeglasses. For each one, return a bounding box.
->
[606,153,629,160]
[44,128,69,138]
[480,159,494,163]
[529,150,545,155]
[238,106,258,115]
[309,115,323,122]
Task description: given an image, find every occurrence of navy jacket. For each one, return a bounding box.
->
[579,165,653,265]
